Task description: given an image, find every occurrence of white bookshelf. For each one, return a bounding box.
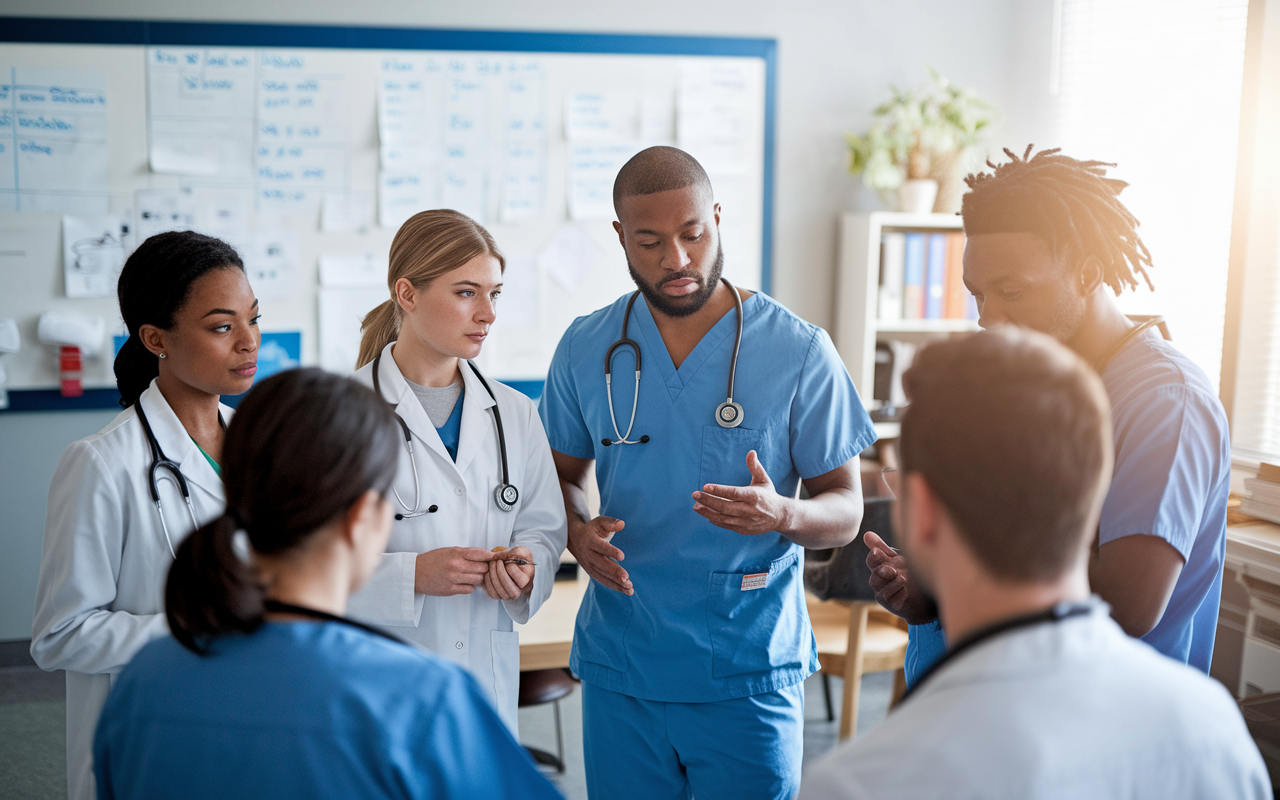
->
[833,211,980,405]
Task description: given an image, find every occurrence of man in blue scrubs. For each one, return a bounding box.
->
[540,146,875,800]
[867,147,1231,683]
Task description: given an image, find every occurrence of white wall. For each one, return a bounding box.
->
[0,0,1044,640]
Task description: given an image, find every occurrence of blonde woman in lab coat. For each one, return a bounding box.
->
[348,209,567,732]
[31,231,259,800]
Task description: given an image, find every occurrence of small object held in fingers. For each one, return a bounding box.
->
[491,546,528,566]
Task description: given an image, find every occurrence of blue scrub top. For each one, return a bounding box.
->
[540,290,876,703]
[94,621,562,800]
[905,332,1231,684]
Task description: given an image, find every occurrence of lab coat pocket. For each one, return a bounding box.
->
[707,552,807,679]
[490,629,520,732]
[698,425,769,490]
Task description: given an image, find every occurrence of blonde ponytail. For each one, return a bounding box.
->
[355,209,505,370]
[356,300,402,370]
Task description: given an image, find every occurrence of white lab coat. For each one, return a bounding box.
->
[347,344,567,732]
[30,380,229,800]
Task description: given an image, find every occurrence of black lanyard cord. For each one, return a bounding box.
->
[899,601,1095,704]
[262,599,409,646]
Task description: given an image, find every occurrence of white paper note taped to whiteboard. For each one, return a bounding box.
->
[146,48,256,177]
[565,90,639,141]
[539,224,601,294]
[677,60,755,176]
[379,168,438,230]
[318,286,387,373]
[567,142,639,221]
[240,231,300,301]
[319,253,387,288]
[62,215,128,298]
[492,252,539,330]
[1,66,110,214]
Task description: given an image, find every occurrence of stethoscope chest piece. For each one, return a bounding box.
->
[495,483,519,512]
[715,400,744,428]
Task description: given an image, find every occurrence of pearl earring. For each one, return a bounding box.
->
[158,353,167,359]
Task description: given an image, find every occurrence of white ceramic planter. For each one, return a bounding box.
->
[897,179,939,214]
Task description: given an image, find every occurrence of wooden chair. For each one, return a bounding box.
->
[807,594,910,740]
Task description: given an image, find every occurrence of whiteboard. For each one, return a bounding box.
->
[0,21,775,401]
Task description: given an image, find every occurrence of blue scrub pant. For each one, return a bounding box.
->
[581,681,804,800]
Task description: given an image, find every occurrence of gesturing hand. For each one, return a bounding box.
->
[415,547,495,596]
[864,531,938,625]
[692,450,787,536]
[567,515,632,595]
[482,546,536,601]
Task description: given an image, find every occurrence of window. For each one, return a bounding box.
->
[1050,0,1250,391]
[1225,0,1280,465]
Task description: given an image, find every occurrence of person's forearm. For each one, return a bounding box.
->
[559,477,591,531]
[777,487,862,549]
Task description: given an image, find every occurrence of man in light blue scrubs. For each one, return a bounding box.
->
[867,147,1231,684]
[540,146,875,800]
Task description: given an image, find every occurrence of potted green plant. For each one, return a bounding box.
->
[846,68,999,213]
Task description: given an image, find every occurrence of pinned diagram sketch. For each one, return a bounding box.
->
[62,215,128,298]
[0,67,109,213]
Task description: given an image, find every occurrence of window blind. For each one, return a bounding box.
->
[1227,0,1280,464]
[1051,0,1249,392]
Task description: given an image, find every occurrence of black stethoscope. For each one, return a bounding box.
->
[1092,315,1165,373]
[371,351,518,519]
[899,600,1096,704]
[603,277,745,446]
[135,401,226,559]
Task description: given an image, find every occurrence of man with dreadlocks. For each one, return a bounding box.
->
[866,147,1231,687]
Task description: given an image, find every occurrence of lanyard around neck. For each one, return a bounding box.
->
[899,601,1095,704]
[262,599,408,646]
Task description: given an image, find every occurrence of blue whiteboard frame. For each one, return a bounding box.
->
[0,17,777,411]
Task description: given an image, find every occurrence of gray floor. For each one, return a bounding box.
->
[0,641,894,800]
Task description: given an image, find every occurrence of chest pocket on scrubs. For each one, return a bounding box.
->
[706,551,807,679]
[698,425,769,489]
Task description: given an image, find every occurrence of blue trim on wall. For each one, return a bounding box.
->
[2,388,124,413]
[0,17,776,408]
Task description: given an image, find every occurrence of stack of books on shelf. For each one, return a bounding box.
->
[1242,463,1280,524]
[878,231,978,322]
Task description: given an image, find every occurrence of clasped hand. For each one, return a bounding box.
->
[692,450,787,536]
[415,546,535,600]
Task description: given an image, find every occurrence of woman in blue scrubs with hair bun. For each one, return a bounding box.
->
[93,368,561,800]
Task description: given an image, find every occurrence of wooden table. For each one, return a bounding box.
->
[515,569,589,671]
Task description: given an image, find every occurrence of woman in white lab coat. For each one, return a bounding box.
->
[347,209,567,732]
[30,230,260,800]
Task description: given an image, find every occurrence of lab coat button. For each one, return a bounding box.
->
[454,486,464,496]
[455,641,464,650]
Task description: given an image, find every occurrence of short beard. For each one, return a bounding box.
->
[626,242,725,319]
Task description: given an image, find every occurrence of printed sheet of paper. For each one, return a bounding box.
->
[538,224,601,293]
[0,67,109,213]
[565,90,639,141]
[441,58,492,223]
[378,167,438,229]
[146,48,256,177]
[318,286,387,373]
[377,53,445,170]
[62,215,128,298]
[255,50,350,215]
[492,252,538,329]
[240,230,300,300]
[567,142,639,221]
[677,60,756,176]
[133,189,199,246]
[318,253,387,288]
[500,60,547,223]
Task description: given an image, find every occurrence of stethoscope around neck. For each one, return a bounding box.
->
[135,401,225,559]
[372,351,518,519]
[603,277,746,446]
